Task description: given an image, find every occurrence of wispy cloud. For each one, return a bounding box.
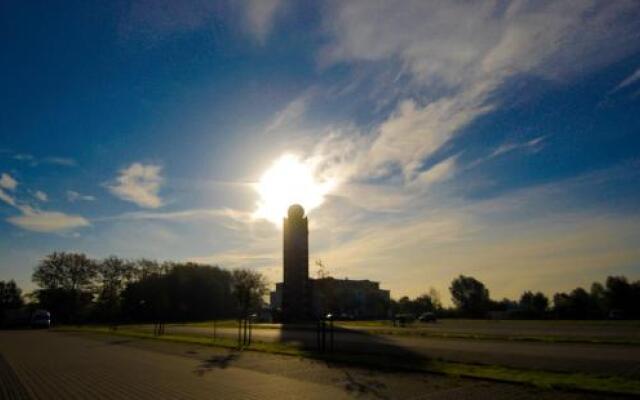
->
[414,155,458,187]
[0,188,17,207]
[0,173,18,191]
[0,173,89,233]
[34,190,48,202]
[119,0,284,43]
[313,1,640,186]
[12,153,77,167]
[489,136,546,158]
[105,207,252,224]
[107,162,164,208]
[66,190,96,202]
[43,157,77,167]
[0,173,18,207]
[7,209,89,233]
[612,67,640,93]
[243,0,283,43]
[309,162,640,302]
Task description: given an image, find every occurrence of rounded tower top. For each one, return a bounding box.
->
[288,204,305,219]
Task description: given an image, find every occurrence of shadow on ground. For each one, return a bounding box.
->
[193,350,241,376]
[279,323,428,364]
[278,322,430,399]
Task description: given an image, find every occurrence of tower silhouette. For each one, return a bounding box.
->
[282,204,310,321]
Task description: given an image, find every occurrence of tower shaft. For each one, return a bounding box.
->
[282,206,310,321]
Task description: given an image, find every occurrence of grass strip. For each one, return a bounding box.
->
[56,325,640,397]
[171,320,640,346]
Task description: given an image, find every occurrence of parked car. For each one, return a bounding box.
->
[418,312,437,323]
[392,313,415,327]
[30,310,51,329]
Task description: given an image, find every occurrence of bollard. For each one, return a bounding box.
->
[329,319,334,352]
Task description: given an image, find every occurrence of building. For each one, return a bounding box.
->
[272,278,391,320]
[272,204,391,321]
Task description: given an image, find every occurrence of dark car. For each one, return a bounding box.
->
[30,310,51,329]
[418,312,437,323]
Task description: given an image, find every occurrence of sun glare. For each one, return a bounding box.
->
[253,154,334,225]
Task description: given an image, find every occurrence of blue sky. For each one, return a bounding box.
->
[1,1,640,303]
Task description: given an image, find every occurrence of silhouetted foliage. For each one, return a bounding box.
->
[518,291,549,318]
[27,252,271,325]
[392,291,441,317]
[553,288,594,319]
[94,256,136,322]
[122,263,236,322]
[32,252,97,323]
[22,251,640,323]
[231,268,268,318]
[0,280,24,323]
[450,275,491,318]
[603,276,640,318]
[0,280,23,309]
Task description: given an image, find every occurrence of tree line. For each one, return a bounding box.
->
[2,253,640,324]
[2,252,268,325]
[394,275,640,319]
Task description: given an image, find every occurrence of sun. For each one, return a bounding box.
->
[253,154,334,225]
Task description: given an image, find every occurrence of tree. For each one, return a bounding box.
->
[0,280,24,321]
[32,252,98,323]
[491,298,517,312]
[231,269,268,318]
[133,258,165,280]
[449,275,490,318]
[314,259,330,279]
[519,291,548,318]
[605,276,632,314]
[552,287,594,319]
[95,256,135,322]
[589,282,607,318]
[427,287,442,311]
[32,252,97,291]
[413,293,439,314]
[121,263,234,323]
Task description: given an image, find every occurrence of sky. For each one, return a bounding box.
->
[1,0,640,304]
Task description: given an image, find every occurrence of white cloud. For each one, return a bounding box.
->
[7,209,89,233]
[244,0,283,43]
[107,162,164,208]
[34,190,48,202]
[66,190,96,202]
[0,173,17,190]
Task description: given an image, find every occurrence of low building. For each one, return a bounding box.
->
[271,277,391,320]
